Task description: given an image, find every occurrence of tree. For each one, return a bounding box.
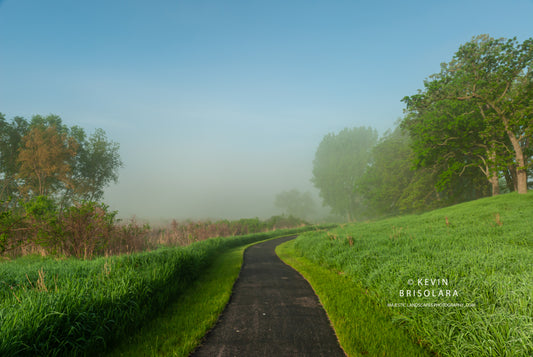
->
[458,35,533,194]
[397,167,442,213]
[17,124,78,198]
[402,91,497,196]
[0,114,29,203]
[312,126,377,221]
[274,189,315,220]
[356,126,415,216]
[402,35,533,194]
[69,128,122,202]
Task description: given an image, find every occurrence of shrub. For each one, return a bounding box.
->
[0,198,150,259]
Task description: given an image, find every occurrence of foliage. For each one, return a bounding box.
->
[69,128,122,202]
[59,202,117,258]
[0,113,122,207]
[1,198,309,259]
[0,114,29,204]
[0,198,150,259]
[290,192,533,356]
[312,126,378,221]
[17,124,78,198]
[356,126,416,216]
[402,34,533,195]
[0,202,26,255]
[354,121,492,217]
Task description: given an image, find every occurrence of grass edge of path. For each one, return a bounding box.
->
[105,235,296,357]
[276,239,434,357]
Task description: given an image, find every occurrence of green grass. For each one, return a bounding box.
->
[276,240,432,357]
[105,245,246,356]
[285,192,533,356]
[0,226,317,356]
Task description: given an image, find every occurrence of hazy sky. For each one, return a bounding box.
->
[1,0,532,220]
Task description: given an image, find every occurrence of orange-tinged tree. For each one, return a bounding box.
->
[17,125,78,198]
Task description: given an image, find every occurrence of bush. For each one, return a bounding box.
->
[60,202,116,258]
[0,198,150,259]
[0,207,25,255]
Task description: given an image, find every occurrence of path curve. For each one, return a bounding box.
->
[190,235,346,357]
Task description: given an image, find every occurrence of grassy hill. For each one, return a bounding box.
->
[279,192,533,356]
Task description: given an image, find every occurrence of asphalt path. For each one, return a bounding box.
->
[190,235,346,357]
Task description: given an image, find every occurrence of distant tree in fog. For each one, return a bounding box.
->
[274,189,316,221]
[312,126,377,221]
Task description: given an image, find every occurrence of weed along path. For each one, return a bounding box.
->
[190,235,346,357]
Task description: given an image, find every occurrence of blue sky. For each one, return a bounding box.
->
[1,0,532,220]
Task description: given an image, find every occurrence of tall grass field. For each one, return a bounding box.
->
[0,226,316,356]
[288,192,532,356]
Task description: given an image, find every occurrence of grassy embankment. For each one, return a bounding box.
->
[277,192,533,356]
[107,235,289,356]
[0,226,319,356]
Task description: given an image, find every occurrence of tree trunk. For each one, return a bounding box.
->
[489,171,500,196]
[507,134,528,194]
[516,168,528,194]
[489,148,499,196]
[493,109,529,194]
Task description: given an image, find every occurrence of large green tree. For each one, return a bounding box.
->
[355,124,488,217]
[402,91,498,196]
[312,126,377,221]
[402,35,533,194]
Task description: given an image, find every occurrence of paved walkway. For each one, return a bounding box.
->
[190,235,346,357]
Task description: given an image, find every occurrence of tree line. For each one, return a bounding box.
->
[311,35,532,221]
